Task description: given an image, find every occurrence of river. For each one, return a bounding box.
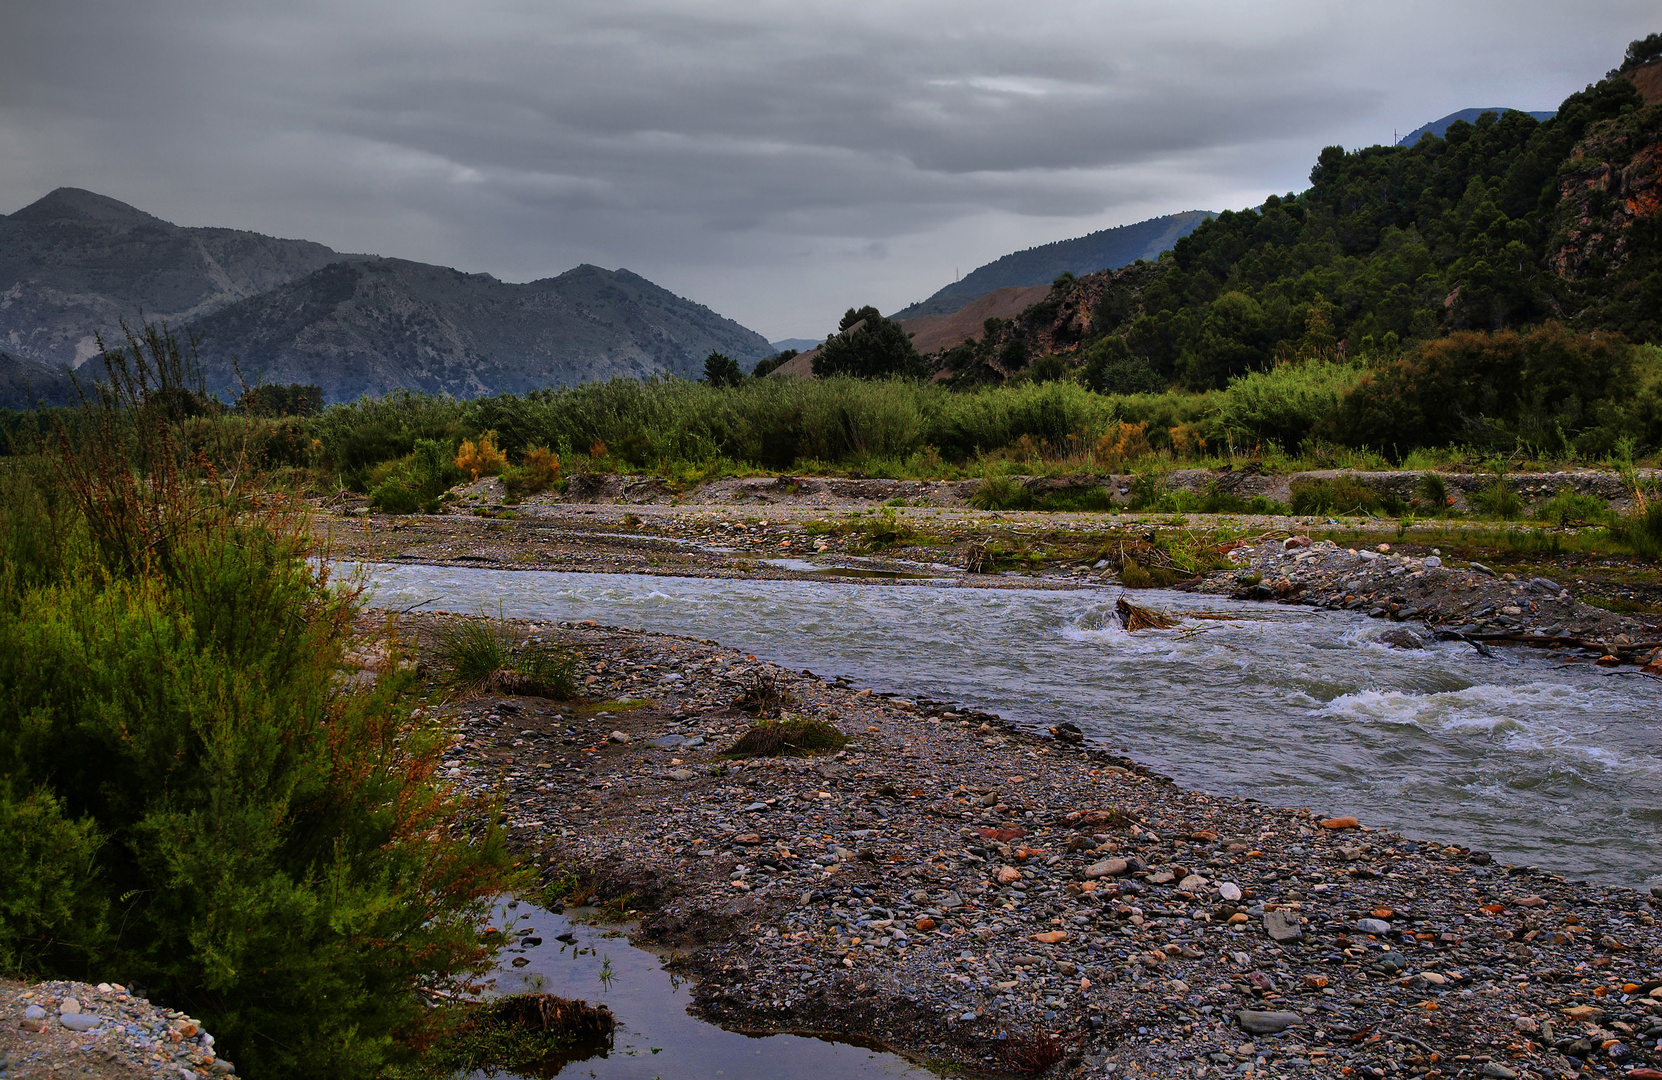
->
[358,564,1661,889]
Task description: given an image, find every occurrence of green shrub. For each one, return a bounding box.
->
[1471,478,1525,519]
[370,476,423,514]
[1531,487,1611,525]
[1417,472,1449,513]
[0,327,518,1080]
[1334,325,1642,457]
[1606,500,1662,559]
[1034,485,1115,512]
[1218,358,1362,452]
[969,474,1034,510]
[1290,477,1405,516]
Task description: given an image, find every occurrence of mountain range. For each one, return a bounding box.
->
[889,210,1214,320]
[0,188,772,407]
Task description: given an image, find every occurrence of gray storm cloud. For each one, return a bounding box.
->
[1,0,1652,337]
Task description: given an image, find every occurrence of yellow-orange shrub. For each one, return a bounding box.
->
[454,430,508,480]
[1094,422,1152,467]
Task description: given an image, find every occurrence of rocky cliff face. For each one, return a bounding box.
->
[1549,90,1662,340]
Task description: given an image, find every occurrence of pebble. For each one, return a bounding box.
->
[1083,857,1126,879]
[1236,1009,1301,1035]
[4,978,230,1078]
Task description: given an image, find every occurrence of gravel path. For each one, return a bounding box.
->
[407,611,1662,1080]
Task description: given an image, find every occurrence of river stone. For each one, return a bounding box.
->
[58,997,80,1015]
[608,730,631,743]
[1084,858,1127,879]
[1378,629,1424,649]
[667,768,697,781]
[1218,882,1242,902]
[24,1005,45,1020]
[1263,910,1302,942]
[60,1014,101,1032]
[1356,918,1392,934]
[1178,874,1208,892]
[1236,1010,1300,1035]
[1481,1065,1517,1079]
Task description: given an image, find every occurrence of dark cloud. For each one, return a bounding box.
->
[1,0,1653,337]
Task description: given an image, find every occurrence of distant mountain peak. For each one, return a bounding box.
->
[9,187,166,225]
[890,210,1214,320]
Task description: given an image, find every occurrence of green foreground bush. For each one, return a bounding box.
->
[0,330,519,1079]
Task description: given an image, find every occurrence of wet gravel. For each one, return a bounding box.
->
[407,612,1662,1080]
[1199,537,1662,672]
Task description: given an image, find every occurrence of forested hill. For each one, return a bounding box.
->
[974,68,1660,390]
[1399,107,1557,146]
[890,210,1213,319]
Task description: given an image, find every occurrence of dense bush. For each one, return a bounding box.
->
[1217,358,1364,452]
[0,330,518,1079]
[1334,324,1656,457]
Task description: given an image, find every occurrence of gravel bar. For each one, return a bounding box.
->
[409,610,1662,1080]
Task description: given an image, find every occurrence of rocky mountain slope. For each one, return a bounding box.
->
[890,210,1213,320]
[0,188,773,407]
[186,258,773,403]
[0,188,347,369]
[0,346,76,409]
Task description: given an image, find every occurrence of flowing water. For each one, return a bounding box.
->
[359,564,1661,888]
[476,903,933,1079]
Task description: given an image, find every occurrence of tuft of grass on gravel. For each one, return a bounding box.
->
[434,617,578,699]
[724,717,849,758]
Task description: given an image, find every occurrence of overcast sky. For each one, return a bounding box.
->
[1,1,1653,339]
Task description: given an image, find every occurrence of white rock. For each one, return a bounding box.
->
[608,730,631,743]
[1219,882,1243,902]
[59,996,80,1015]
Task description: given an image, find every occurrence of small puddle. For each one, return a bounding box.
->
[481,902,936,1079]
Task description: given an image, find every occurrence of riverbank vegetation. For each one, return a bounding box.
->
[0,328,525,1079]
[7,328,1655,493]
